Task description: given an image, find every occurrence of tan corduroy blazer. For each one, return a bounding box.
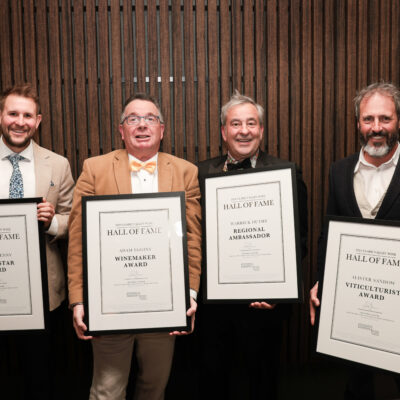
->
[67,150,201,304]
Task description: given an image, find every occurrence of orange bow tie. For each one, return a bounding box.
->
[130,160,157,174]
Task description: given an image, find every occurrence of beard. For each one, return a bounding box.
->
[359,129,399,158]
[1,124,35,150]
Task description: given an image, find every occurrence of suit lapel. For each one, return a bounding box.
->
[33,142,52,198]
[377,160,400,218]
[255,150,269,167]
[209,155,227,173]
[158,152,173,192]
[113,150,132,194]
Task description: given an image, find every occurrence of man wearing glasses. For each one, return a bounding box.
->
[68,93,201,400]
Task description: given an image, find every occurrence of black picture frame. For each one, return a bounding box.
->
[201,163,302,303]
[317,216,400,373]
[0,197,49,333]
[82,192,190,335]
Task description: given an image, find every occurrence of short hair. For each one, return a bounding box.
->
[0,83,41,114]
[120,93,164,124]
[221,90,264,126]
[354,82,400,121]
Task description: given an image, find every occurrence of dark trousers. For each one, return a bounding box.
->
[197,304,285,400]
[1,303,66,400]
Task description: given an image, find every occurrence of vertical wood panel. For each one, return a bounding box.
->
[0,1,12,88]
[48,1,63,154]
[86,0,100,160]
[35,0,51,150]
[98,1,112,154]
[390,0,400,84]
[231,0,242,92]
[184,0,196,162]
[289,0,301,164]
[60,0,76,176]
[172,0,184,158]
[123,0,134,98]
[147,0,158,98]
[243,1,254,96]
[10,0,24,83]
[266,0,278,156]
[73,0,88,173]
[110,0,123,150]
[346,0,358,154]
[196,0,207,161]
[357,0,368,90]
[379,0,390,80]
[370,0,380,81]
[309,0,324,362]
[159,1,172,154]
[336,0,346,160]
[23,0,37,86]
[254,0,266,112]
[135,0,146,93]
[323,0,336,224]
[220,0,231,107]
[300,0,313,296]
[207,0,220,158]
[278,0,290,160]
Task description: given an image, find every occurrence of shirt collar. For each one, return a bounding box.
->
[224,150,259,172]
[0,136,34,161]
[354,143,400,172]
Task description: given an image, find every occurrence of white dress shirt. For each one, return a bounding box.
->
[354,143,400,209]
[128,152,197,299]
[0,137,58,235]
[128,153,159,194]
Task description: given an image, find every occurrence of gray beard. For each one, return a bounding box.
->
[363,142,391,158]
[359,130,399,158]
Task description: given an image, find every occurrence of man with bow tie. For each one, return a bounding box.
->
[197,91,308,399]
[68,93,201,400]
[0,83,74,399]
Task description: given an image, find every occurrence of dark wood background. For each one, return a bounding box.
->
[1,0,399,380]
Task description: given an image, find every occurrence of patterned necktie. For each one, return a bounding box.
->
[8,154,24,198]
[130,160,157,174]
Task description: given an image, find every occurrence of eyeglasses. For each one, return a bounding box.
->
[122,115,161,125]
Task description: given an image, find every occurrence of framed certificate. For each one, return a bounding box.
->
[82,192,190,335]
[0,198,49,332]
[202,163,302,303]
[317,216,400,373]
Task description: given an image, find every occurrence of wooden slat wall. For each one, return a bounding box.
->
[1,0,400,365]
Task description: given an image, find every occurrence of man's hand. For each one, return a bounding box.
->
[309,281,320,326]
[170,297,197,336]
[37,197,55,229]
[72,304,93,340]
[249,302,276,310]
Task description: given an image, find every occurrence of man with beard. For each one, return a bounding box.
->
[310,82,400,399]
[0,84,74,399]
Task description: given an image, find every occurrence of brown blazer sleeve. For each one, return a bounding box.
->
[183,162,202,292]
[67,158,96,304]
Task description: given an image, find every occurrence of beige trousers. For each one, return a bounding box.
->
[89,332,175,400]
